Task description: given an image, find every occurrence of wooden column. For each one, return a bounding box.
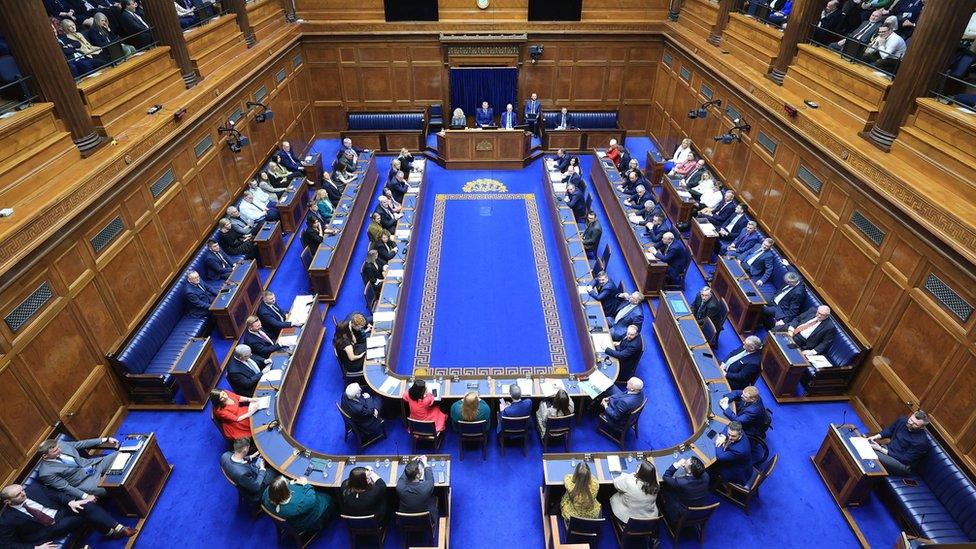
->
[867,0,976,150]
[0,0,103,153]
[668,0,686,21]
[708,0,737,46]
[140,0,199,87]
[226,0,256,46]
[282,0,297,22]
[768,0,823,84]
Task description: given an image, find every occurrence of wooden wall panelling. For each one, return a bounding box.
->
[854,357,916,431]
[0,362,56,482]
[0,104,79,211]
[60,364,126,440]
[247,0,287,42]
[185,14,249,79]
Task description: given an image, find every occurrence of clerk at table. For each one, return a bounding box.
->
[475,101,494,126]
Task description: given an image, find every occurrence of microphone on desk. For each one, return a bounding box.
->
[841,409,847,429]
[381,298,396,307]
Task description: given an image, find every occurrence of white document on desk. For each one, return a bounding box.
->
[380,376,400,394]
[261,369,282,383]
[587,369,614,393]
[277,334,298,347]
[808,355,832,370]
[387,269,405,279]
[698,222,718,236]
[108,452,131,473]
[591,333,614,352]
[367,335,386,349]
[578,285,591,294]
[850,437,879,460]
[366,346,385,360]
[540,379,565,397]
[552,183,567,193]
[606,454,622,473]
[374,310,396,323]
[254,395,271,410]
[628,214,643,224]
[289,295,314,325]
[396,229,411,241]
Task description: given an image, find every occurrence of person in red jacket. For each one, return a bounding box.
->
[210,389,260,441]
[402,380,447,433]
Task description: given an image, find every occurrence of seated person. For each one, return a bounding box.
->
[720,386,768,440]
[861,24,906,71]
[311,189,334,224]
[210,389,259,441]
[867,410,930,475]
[54,24,105,77]
[202,239,235,283]
[340,467,388,524]
[403,380,447,433]
[184,271,217,318]
[767,0,793,25]
[499,384,533,428]
[336,137,362,162]
[609,292,644,341]
[563,183,586,222]
[239,191,278,224]
[372,231,398,268]
[475,101,494,126]
[720,335,763,391]
[257,291,298,340]
[711,422,752,486]
[553,149,571,173]
[701,190,737,226]
[263,476,335,533]
[691,286,723,330]
[599,377,645,430]
[450,392,490,433]
[218,217,256,259]
[610,460,660,524]
[396,456,438,521]
[301,217,335,251]
[366,213,385,244]
[554,107,571,130]
[561,462,601,523]
[625,185,655,211]
[226,344,270,397]
[341,383,384,442]
[762,271,805,328]
[387,171,409,203]
[669,151,697,178]
[0,482,135,544]
[374,196,400,232]
[387,159,403,183]
[716,204,749,243]
[241,316,289,362]
[670,138,693,164]
[737,238,777,289]
[620,170,647,196]
[581,212,602,257]
[621,159,644,185]
[347,312,372,344]
[333,161,357,185]
[274,141,304,173]
[37,437,119,500]
[500,103,518,129]
[226,205,259,237]
[606,141,622,168]
[60,19,106,62]
[692,175,724,214]
[722,220,760,256]
[661,457,710,524]
[683,160,708,192]
[220,438,273,502]
[537,389,575,433]
[361,250,384,296]
[616,144,633,175]
[785,305,836,357]
[333,320,366,377]
[86,13,137,59]
[604,325,642,380]
[563,158,584,188]
[589,272,620,317]
[321,172,343,205]
[450,108,466,127]
[644,213,670,244]
[653,232,690,284]
[265,161,295,188]
[247,178,278,210]
[338,149,357,174]
[396,148,414,174]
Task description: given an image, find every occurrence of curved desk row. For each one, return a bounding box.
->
[309,152,379,301]
[589,151,668,298]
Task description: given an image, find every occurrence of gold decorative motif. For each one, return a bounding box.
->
[447,45,521,56]
[462,178,507,193]
[475,139,493,152]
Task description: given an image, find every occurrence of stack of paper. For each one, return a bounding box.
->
[628,214,643,224]
[109,453,131,473]
[596,151,607,158]
[277,334,298,346]
[254,395,271,410]
[552,183,567,193]
[367,335,386,349]
[606,454,622,473]
[380,376,401,394]
[374,310,396,323]
[808,355,832,370]
[677,190,692,199]
[587,369,614,392]
[850,437,879,460]
[289,295,315,324]
[261,369,283,383]
[387,269,405,279]
[540,378,566,397]
[591,333,614,352]
[577,285,591,294]
[699,222,718,236]
[396,229,411,241]
[366,347,385,360]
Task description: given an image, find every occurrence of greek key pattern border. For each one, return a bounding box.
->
[413,193,567,374]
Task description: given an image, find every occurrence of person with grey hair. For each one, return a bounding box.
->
[226,205,258,237]
[499,383,533,432]
[184,270,217,318]
[610,291,644,341]
[239,190,277,225]
[720,336,763,390]
[599,377,645,430]
[340,382,385,444]
[737,237,776,287]
[274,141,303,173]
[763,271,806,328]
[867,410,930,475]
[226,344,270,396]
[86,12,137,60]
[0,480,136,543]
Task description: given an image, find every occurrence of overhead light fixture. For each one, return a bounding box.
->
[714,119,751,144]
[246,101,274,123]
[688,99,722,119]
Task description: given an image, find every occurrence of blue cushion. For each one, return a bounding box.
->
[542,111,618,129]
[347,113,425,131]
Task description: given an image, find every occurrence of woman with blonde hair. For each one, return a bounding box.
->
[450,391,490,432]
[61,19,105,61]
[312,188,333,222]
[450,108,466,127]
[561,462,601,523]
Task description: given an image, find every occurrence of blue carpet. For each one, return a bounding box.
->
[90,138,902,548]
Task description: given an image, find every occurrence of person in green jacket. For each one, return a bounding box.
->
[263,476,335,533]
[450,392,491,433]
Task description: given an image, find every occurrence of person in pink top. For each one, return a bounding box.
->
[402,379,447,432]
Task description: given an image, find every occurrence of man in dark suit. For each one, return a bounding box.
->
[227,344,269,396]
[340,382,385,443]
[812,0,844,43]
[241,316,290,361]
[220,438,273,502]
[553,149,571,173]
[617,148,633,176]
[589,272,620,317]
[721,386,768,440]
[499,384,533,425]
[374,196,399,232]
[184,271,216,318]
[117,0,154,49]
[711,422,752,486]
[786,305,836,357]
[555,107,571,129]
[563,169,585,192]
[702,190,737,226]
[396,456,438,521]
[336,137,362,162]
[716,204,749,244]
[654,233,690,285]
[609,292,644,341]
[720,335,763,390]
[564,183,586,222]
[256,291,294,339]
[1,482,135,545]
[644,214,670,245]
[475,101,494,126]
[831,8,883,57]
[722,220,761,256]
[524,93,541,134]
[500,103,517,129]
[274,141,304,173]
[600,377,644,430]
[691,286,723,331]
[661,457,710,524]
[605,325,642,380]
[386,171,408,203]
[762,271,805,328]
[737,238,777,288]
[581,212,602,257]
[202,239,234,283]
[625,185,655,211]
[618,170,645,196]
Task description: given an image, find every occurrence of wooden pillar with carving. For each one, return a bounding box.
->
[140,0,199,87]
[668,0,686,21]
[867,0,976,150]
[768,0,823,84]
[708,0,737,46]
[282,0,297,22]
[225,0,256,47]
[0,0,103,154]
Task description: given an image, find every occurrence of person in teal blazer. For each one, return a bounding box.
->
[263,477,335,533]
[450,392,491,433]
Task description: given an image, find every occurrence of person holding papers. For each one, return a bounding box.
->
[599,377,645,430]
[610,460,660,524]
[536,389,574,433]
[785,305,836,356]
[605,325,642,380]
[475,101,494,126]
[719,336,763,391]
[210,389,261,441]
[500,103,517,129]
[403,380,447,433]
[609,292,644,341]
[866,410,930,475]
[333,320,366,378]
[341,383,384,442]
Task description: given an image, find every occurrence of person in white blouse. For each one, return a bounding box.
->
[694,175,724,212]
[671,138,692,163]
[610,460,660,524]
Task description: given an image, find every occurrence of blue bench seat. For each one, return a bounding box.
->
[542,110,619,130]
[347,112,425,131]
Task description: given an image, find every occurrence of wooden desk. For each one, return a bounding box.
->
[435,129,531,169]
[760,331,810,400]
[276,175,308,234]
[169,337,220,405]
[589,152,667,298]
[209,259,262,339]
[255,220,284,268]
[302,152,323,184]
[99,433,171,518]
[712,255,767,333]
[813,424,887,507]
[645,148,665,187]
[689,217,719,265]
[660,174,695,225]
[542,128,626,151]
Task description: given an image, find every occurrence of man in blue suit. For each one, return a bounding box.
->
[184,271,216,318]
[274,141,303,173]
[203,240,235,283]
[564,183,587,222]
[498,384,533,433]
[386,171,409,203]
[711,422,753,486]
[553,149,571,173]
[605,325,642,380]
[737,238,777,288]
[524,92,541,134]
[716,204,750,244]
[720,335,762,390]
[654,233,690,285]
[762,271,805,328]
[226,344,269,397]
[555,107,571,130]
[475,101,494,126]
[241,316,291,361]
[721,387,770,468]
[661,457,711,524]
[722,221,761,256]
[500,104,518,129]
[702,190,738,226]
[256,290,293,339]
[340,382,385,442]
[644,214,670,245]
[589,272,620,317]
[609,292,644,341]
[600,377,644,430]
